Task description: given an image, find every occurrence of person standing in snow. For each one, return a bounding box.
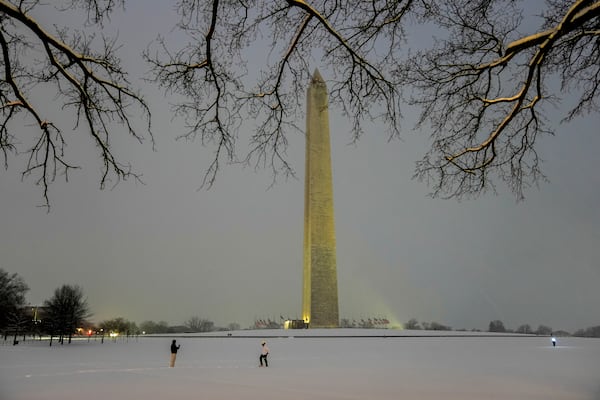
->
[170,339,181,367]
[259,341,269,367]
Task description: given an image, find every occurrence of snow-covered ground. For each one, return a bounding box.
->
[2,329,599,400]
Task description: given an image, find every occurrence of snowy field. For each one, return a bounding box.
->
[2,329,599,400]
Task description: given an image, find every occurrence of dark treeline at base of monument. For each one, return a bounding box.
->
[3,270,599,344]
[4,313,600,345]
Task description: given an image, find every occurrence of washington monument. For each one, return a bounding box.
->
[302,69,339,328]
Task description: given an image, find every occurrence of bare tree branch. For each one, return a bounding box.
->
[397,0,599,200]
[3,0,598,204]
[146,0,405,188]
[0,0,152,208]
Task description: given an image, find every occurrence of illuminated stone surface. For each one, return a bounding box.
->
[302,69,339,328]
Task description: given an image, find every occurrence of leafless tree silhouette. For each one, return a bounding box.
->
[148,0,599,199]
[145,0,406,187]
[2,1,598,204]
[396,0,600,199]
[0,0,152,208]
[43,284,90,344]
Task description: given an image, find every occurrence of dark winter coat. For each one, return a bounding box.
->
[171,342,180,354]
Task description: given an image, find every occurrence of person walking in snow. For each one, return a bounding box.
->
[259,341,269,367]
[170,339,181,367]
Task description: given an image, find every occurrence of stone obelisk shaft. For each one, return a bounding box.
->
[302,69,339,328]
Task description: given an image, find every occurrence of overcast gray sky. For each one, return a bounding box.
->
[1,1,599,332]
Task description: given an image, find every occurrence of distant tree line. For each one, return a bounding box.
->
[104,317,241,334]
[0,269,243,344]
[573,326,600,338]
[403,318,452,331]
[402,317,600,338]
[4,269,600,339]
[487,320,554,335]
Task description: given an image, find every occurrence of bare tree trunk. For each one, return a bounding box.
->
[12,326,19,345]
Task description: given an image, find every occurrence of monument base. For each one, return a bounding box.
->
[284,319,309,329]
